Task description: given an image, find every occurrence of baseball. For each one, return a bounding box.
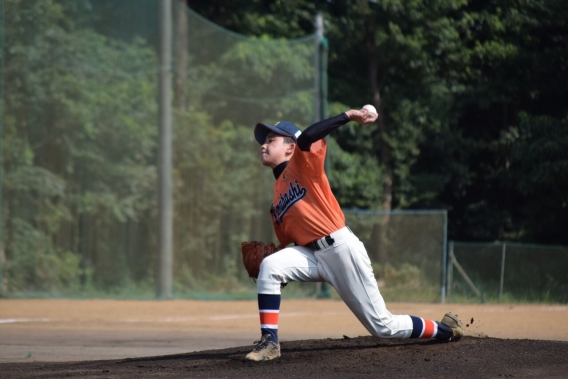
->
[362,104,377,115]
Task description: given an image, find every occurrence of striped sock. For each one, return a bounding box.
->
[409,315,451,339]
[258,294,280,343]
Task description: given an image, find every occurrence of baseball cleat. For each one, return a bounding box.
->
[245,335,281,361]
[441,312,464,341]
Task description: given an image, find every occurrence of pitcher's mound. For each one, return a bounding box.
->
[2,336,567,378]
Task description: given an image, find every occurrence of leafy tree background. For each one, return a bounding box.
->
[0,0,325,296]
[2,0,161,293]
[1,0,567,298]
[187,0,568,245]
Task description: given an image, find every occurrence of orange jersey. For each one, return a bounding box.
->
[270,140,345,247]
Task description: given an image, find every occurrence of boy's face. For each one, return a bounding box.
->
[259,131,295,168]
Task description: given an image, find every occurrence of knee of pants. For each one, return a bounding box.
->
[256,255,284,295]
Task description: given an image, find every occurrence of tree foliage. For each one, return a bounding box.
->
[2,0,568,296]
[1,0,323,295]
[3,0,159,293]
[189,0,568,245]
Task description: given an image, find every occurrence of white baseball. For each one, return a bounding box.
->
[362,104,377,115]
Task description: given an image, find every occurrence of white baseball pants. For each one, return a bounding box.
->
[256,227,413,339]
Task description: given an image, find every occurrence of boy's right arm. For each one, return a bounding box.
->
[297,108,378,152]
[345,108,378,125]
[297,113,350,151]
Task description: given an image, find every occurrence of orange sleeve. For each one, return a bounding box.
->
[291,139,327,177]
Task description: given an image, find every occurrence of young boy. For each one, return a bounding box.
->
[246,108,463,361]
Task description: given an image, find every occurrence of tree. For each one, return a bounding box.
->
[411,0,568,243]
[3,0,159,292]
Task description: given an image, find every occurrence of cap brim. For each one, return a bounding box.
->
[254,122,289,144]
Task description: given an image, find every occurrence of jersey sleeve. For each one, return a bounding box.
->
[297,113,350,152]
[290,139,327,177]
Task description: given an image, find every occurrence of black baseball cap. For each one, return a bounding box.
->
[254,121,302,145]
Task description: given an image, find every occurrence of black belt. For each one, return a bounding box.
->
[305,235,335,251]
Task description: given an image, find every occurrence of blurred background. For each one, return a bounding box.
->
[1,0,567,303]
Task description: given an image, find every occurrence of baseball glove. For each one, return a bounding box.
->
[241,241,279,279]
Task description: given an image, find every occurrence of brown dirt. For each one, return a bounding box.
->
[1,299,568,378]
[2,337,568,378]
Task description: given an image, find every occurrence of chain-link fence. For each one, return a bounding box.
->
[344,210,447,303]
[16,1,565,306]
[447,241,568,303]
[1,1,451,301]
[4,1,563,304]
[0,0,322,298]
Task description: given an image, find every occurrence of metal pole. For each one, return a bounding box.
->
[314,13,324,124]
[315,13,331,299]
[317,13,330,175]
[499,242,506,303]
[0,0,4,296]
[158,0,173,299]
[447,241,453,303]
[441,211,448,303]
[452,252,483,300]
[319,18,329,123]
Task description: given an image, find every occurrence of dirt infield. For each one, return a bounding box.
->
[1,299,568,378]
[2,336,568,378]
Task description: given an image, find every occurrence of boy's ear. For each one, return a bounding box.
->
[286,142,296,155]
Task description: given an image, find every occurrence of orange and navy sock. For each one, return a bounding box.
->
[409,316,451,340]
[258,294,280,343]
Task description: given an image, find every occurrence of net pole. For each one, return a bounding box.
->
[499,242,506,303]
[447,241,454,302]
[441,211,448,303]
[315,13,332,299]
[314,13,323,124]
[0,0,4,296]
[158,0,173,299]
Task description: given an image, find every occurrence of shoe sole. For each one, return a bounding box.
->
[245,353,281,361]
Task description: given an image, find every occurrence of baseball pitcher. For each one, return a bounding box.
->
[242,107,463,361]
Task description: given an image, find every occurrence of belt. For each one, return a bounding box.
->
[304,226,353,251]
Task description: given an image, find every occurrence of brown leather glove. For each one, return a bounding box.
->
[240,241,279,279]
